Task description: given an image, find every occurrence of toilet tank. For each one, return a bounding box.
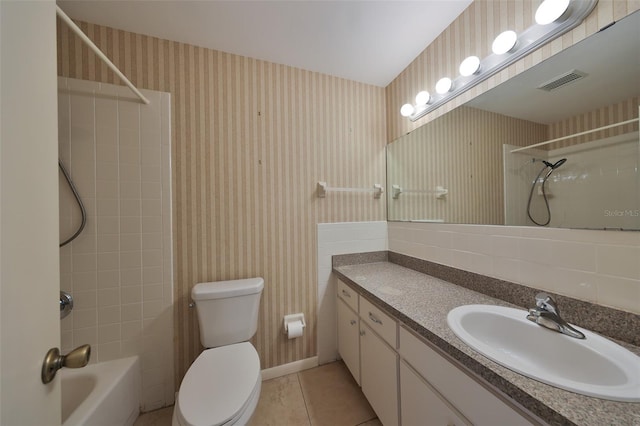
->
[191,277,264,348]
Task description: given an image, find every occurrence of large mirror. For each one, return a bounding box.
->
[387,10,639,230]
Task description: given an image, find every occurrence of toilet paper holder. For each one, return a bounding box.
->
[283,313,306,335]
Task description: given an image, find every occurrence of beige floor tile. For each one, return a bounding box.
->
[299,361,376,426]
[247,373,311,426]
[134,406,174,426]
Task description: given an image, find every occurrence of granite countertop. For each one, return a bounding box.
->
[333,261,640,426]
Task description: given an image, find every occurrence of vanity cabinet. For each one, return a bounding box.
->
[337,279,534,426]
[337,279,399,426]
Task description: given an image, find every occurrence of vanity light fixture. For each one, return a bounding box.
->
[459,56,481,77]
[536,0,571,25]
[400,0,599,122]
[492,30,518,55]
[400,103,415,117]
[435,78,453,94]
[415,91,431,106]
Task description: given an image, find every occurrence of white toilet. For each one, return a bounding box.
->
[173,277,264,426]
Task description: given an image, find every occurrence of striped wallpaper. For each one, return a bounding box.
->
[57,19,387,387]
[387,106,547,223]
[548,97,639,150]
[386,0,640,142]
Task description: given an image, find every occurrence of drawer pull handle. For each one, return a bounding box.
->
[360,330,366,336]
[350,320,356,325]
[368,312,383,325]
[341,289,351,298]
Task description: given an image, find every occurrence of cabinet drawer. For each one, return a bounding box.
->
[399,326,533,426]
[360,297,397,348]
[337,279,358,312]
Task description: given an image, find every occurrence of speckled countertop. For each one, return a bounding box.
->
[333,261,640,426]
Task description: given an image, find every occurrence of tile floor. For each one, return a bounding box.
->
[134,361,380,426]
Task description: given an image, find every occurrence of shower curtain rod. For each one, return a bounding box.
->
[510,117,639,153]
[56,5,150,105]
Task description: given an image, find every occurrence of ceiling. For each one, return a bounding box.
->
[466,10,640,124]
[58,0,472,88]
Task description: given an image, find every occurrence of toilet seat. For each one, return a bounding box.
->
[175,342,261,426]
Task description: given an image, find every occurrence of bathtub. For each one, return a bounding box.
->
[61,356,141,426]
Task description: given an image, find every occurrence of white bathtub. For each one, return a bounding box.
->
[61,356,141,426]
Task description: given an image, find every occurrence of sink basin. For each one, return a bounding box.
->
[447,304,640,402]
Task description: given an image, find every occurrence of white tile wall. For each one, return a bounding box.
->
[316,221,388,364]
[389,222,640,314]
[58,77,174,411]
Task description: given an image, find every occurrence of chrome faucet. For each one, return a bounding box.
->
[526,292,585,339]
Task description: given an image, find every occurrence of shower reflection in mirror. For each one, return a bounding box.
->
[526,158,567,226]
[505,130,639,230]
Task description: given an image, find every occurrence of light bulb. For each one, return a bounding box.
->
[459,56,481,77]
[492,30,518,55]
[415,91,431,106]
[400,103,415,117]
[435,78,453,95]
[535,0,571,25]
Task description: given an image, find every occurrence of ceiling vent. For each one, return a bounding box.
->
[537,69,588,91]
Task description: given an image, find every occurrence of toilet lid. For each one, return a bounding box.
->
[178,342,261,426]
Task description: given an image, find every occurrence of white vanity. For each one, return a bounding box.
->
[333,258,640,426]
[337,279,534,426]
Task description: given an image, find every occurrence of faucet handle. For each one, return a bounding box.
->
[535,292,559,315]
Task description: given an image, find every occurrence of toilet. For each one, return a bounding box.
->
[173,277,264,426]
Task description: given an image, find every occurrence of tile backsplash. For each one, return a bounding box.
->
[317,221,388,364]
[58,77,174,411]
[388,222,640,314]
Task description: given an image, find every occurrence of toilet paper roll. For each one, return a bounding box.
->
[287,320,304,339]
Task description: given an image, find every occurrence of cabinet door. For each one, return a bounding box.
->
[337,298,361,385]
[360,323,399,426]
[399,327,533,426]
[400,361,470,426]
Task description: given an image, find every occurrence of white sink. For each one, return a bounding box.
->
[447,304,640,402]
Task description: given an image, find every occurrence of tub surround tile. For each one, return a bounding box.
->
[333,256,640,426]
[58,78,173,410]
